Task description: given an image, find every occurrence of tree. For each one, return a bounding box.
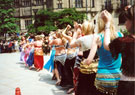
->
[0,0,19,40]
[56,8,85,28]
[27,8,85,35]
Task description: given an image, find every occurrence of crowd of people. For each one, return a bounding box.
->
[19,5,135,95]
[0,40,19,53]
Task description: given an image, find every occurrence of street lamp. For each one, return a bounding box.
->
[33,9,38,33]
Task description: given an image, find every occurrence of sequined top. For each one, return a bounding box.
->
[109,35,135,77]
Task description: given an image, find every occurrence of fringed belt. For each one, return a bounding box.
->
[80,61,98,74]
[66,53,76,60]
[95,73,121,95]
[54,54,67,65]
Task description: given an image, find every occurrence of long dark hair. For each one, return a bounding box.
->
[123,5,135,34]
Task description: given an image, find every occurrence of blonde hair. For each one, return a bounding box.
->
[98,12,117,40]
[81,21,95,35]
[35,35,42,40]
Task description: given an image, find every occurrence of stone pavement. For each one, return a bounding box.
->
[0,52,73,95]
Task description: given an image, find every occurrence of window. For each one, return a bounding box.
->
[14,0,19,7]
[25,20,32,28]
[104,0,113,12]
[91,0,95,8]
[35,0,43,6]
[23,8,31,16]
[120,0,127,8]
[57,0,62,9]
[21,0,31,7]
[105,0,111,9]
[75,0,83,8]
[46,0,53,9]
[58,3,62,9]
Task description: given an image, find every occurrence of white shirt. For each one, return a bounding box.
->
[75,34,93,51]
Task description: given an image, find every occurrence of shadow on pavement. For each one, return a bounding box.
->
[51,89,66,95]
[16,61,24,64]
[38,73,73,95]
[51,87,73,95]
[38,73,56,85]
[16,62,37,71]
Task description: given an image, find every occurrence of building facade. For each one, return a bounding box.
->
[14,0,134,32]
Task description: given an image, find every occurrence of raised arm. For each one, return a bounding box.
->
[61,25,72,43]
[101,10,112,51]
[70,24,82,48]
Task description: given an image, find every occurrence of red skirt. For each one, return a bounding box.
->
[34,49,44,70]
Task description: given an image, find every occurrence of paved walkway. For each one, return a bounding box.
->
[0,52,72,95]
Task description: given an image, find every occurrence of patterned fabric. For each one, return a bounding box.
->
[34,48,43,56]
[54,54,67,65]
[109,35,135,77]
[95,73,121,95]
[80,61,98,74]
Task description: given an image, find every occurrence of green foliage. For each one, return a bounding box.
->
[27,8,85,34]
[56,8,85,28]
[27,24,36,33]
[37,26,57,34]
[0,0,19,35]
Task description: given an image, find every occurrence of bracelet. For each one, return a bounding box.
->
[105,23,110,30]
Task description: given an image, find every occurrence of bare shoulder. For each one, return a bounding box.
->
[93,34,102,46]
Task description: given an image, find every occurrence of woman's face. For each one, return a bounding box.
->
[125,19,132,32]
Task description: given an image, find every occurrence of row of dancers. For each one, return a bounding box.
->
[19,5,135,95]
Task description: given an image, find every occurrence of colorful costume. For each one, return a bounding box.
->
[34,46,44,70]
[95,32,122,95]
[44,46,56,72]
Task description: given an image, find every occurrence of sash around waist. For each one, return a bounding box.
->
[54,54,67,65]
[34,48,43,56]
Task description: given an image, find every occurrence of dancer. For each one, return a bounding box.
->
[34,35,44,72]
[49,30,67,85]
[61,25,77,94]
[84,11,123,95]
[68,21,97,95]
